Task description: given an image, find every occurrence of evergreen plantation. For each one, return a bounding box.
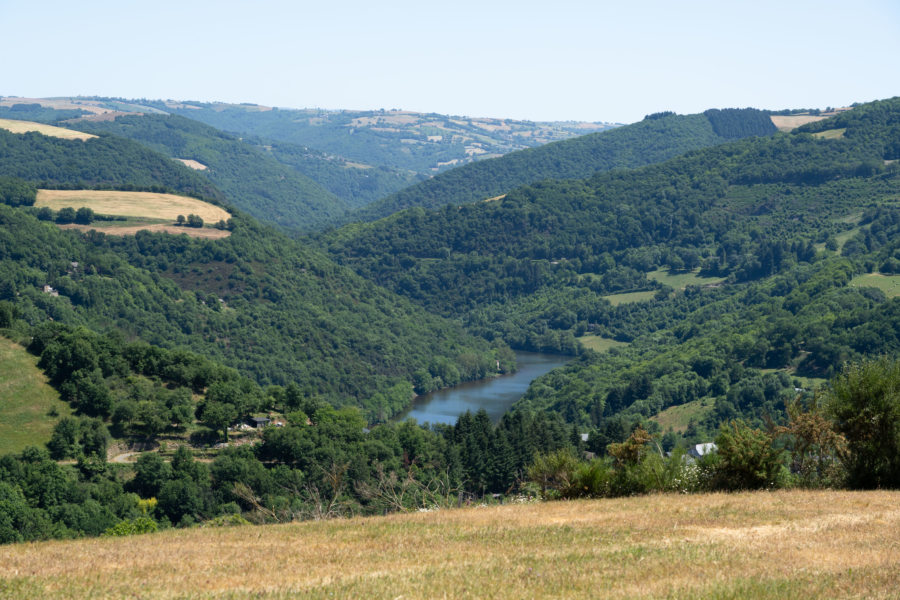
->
[0,97,898,544]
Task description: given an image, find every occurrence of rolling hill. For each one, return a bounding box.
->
[352,108,778,221]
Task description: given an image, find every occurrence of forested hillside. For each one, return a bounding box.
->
[144,101,615,175]
[0,129,222,204]
[74,115,349,230]
[353,108,776,221]
[324,98,900,441]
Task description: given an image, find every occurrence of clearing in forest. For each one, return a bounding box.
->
[35,190,231,223]
[646,268,725,289]
[650,398,713,433]
[0,118,96,141]
[0,490,898,599]
[578,335,627,353]
[0,337,70,455]
[850,273,900,298]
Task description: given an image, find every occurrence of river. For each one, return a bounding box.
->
[394,351,570,426]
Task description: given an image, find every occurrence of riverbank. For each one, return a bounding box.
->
[394,351,570,425]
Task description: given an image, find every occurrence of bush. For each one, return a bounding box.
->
[714,420,786,490]
[103,516,158,537]
[827,357,900,488]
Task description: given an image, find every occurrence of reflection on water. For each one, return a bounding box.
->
[394,352,570,426]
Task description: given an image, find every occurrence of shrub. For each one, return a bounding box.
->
[714,420,786,490]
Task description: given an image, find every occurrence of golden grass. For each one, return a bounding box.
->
[36,190,230,223]
[0,337,70,455]
[1,490,898,599]
[0,118,96,141]
[174,158,208,170]
[850,273,900,298]
[770,115,829,131]
[58,223,231,239]
[578,335,627,353]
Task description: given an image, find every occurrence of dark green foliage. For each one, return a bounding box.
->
[714,420,785,489]
[703,108,777,139]
[355,111,766,221]
[74,207,94,225]
[0,176,36,207]
[0,128,223,203]
[0,204,507,418]
[827,357,900,488]
[0,105,88,123]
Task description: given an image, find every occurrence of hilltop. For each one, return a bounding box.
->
[353,107,777,221]
[0,490,897,599]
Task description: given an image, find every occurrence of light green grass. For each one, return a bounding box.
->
[602,290,656,305]
[0,337,69,455]
[646,268,726,290]
[812,128,846,139]
[578,335,627,353]
[651,399,713,433]
[849,273,900,298]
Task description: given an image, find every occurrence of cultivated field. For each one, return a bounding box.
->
[0,118,96,141]
[59,223,231,239]
[174,158,208,170]
[35,190,231,223]
[770,114,828,131]
[0,337,69,455]
[0,490,898,599]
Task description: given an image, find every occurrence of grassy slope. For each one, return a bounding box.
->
[0,337,69,455]
[0,490,897,599]
[35,189,231,223]
[850,273,900,298]
[0,118,95,141]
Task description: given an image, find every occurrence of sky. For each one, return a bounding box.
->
[2,0,898,123]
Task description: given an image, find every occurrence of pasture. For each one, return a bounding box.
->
[0,337,70,456]
[0,118,96,141]
[578,335,627,353]
[602,290,656,305]
[0,490,897,599]
[35,190,231,223]
[850,272,900,298]
[646,268,725,290]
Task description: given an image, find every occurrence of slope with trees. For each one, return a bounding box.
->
[353,108,776,221]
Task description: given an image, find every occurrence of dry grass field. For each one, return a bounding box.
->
[174,158,209,170]
[0,490,898,599]
[36,190,231,223]
[59,223,231,239]
[0,118,96,141]
[0,337,70,455]
[770,114,829,131]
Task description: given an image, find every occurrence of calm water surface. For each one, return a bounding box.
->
[394,351,570,426]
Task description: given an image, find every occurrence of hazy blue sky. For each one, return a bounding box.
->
[3,0,898,123]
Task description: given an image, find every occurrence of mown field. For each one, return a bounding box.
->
[35,189,231,223]
[0,490,898,599]
[850,273,900,298]
[0,118,96,141]
[0,337,69,455]
[578,334,627,353]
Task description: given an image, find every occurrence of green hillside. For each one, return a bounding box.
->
[353,108,777,221]
[75,115,349,230]
[144,100,616,175]
[324,98,900,439]
[0,336,70,455]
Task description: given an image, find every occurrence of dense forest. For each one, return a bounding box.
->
[1,97,899,545]
[353,109,776,221]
